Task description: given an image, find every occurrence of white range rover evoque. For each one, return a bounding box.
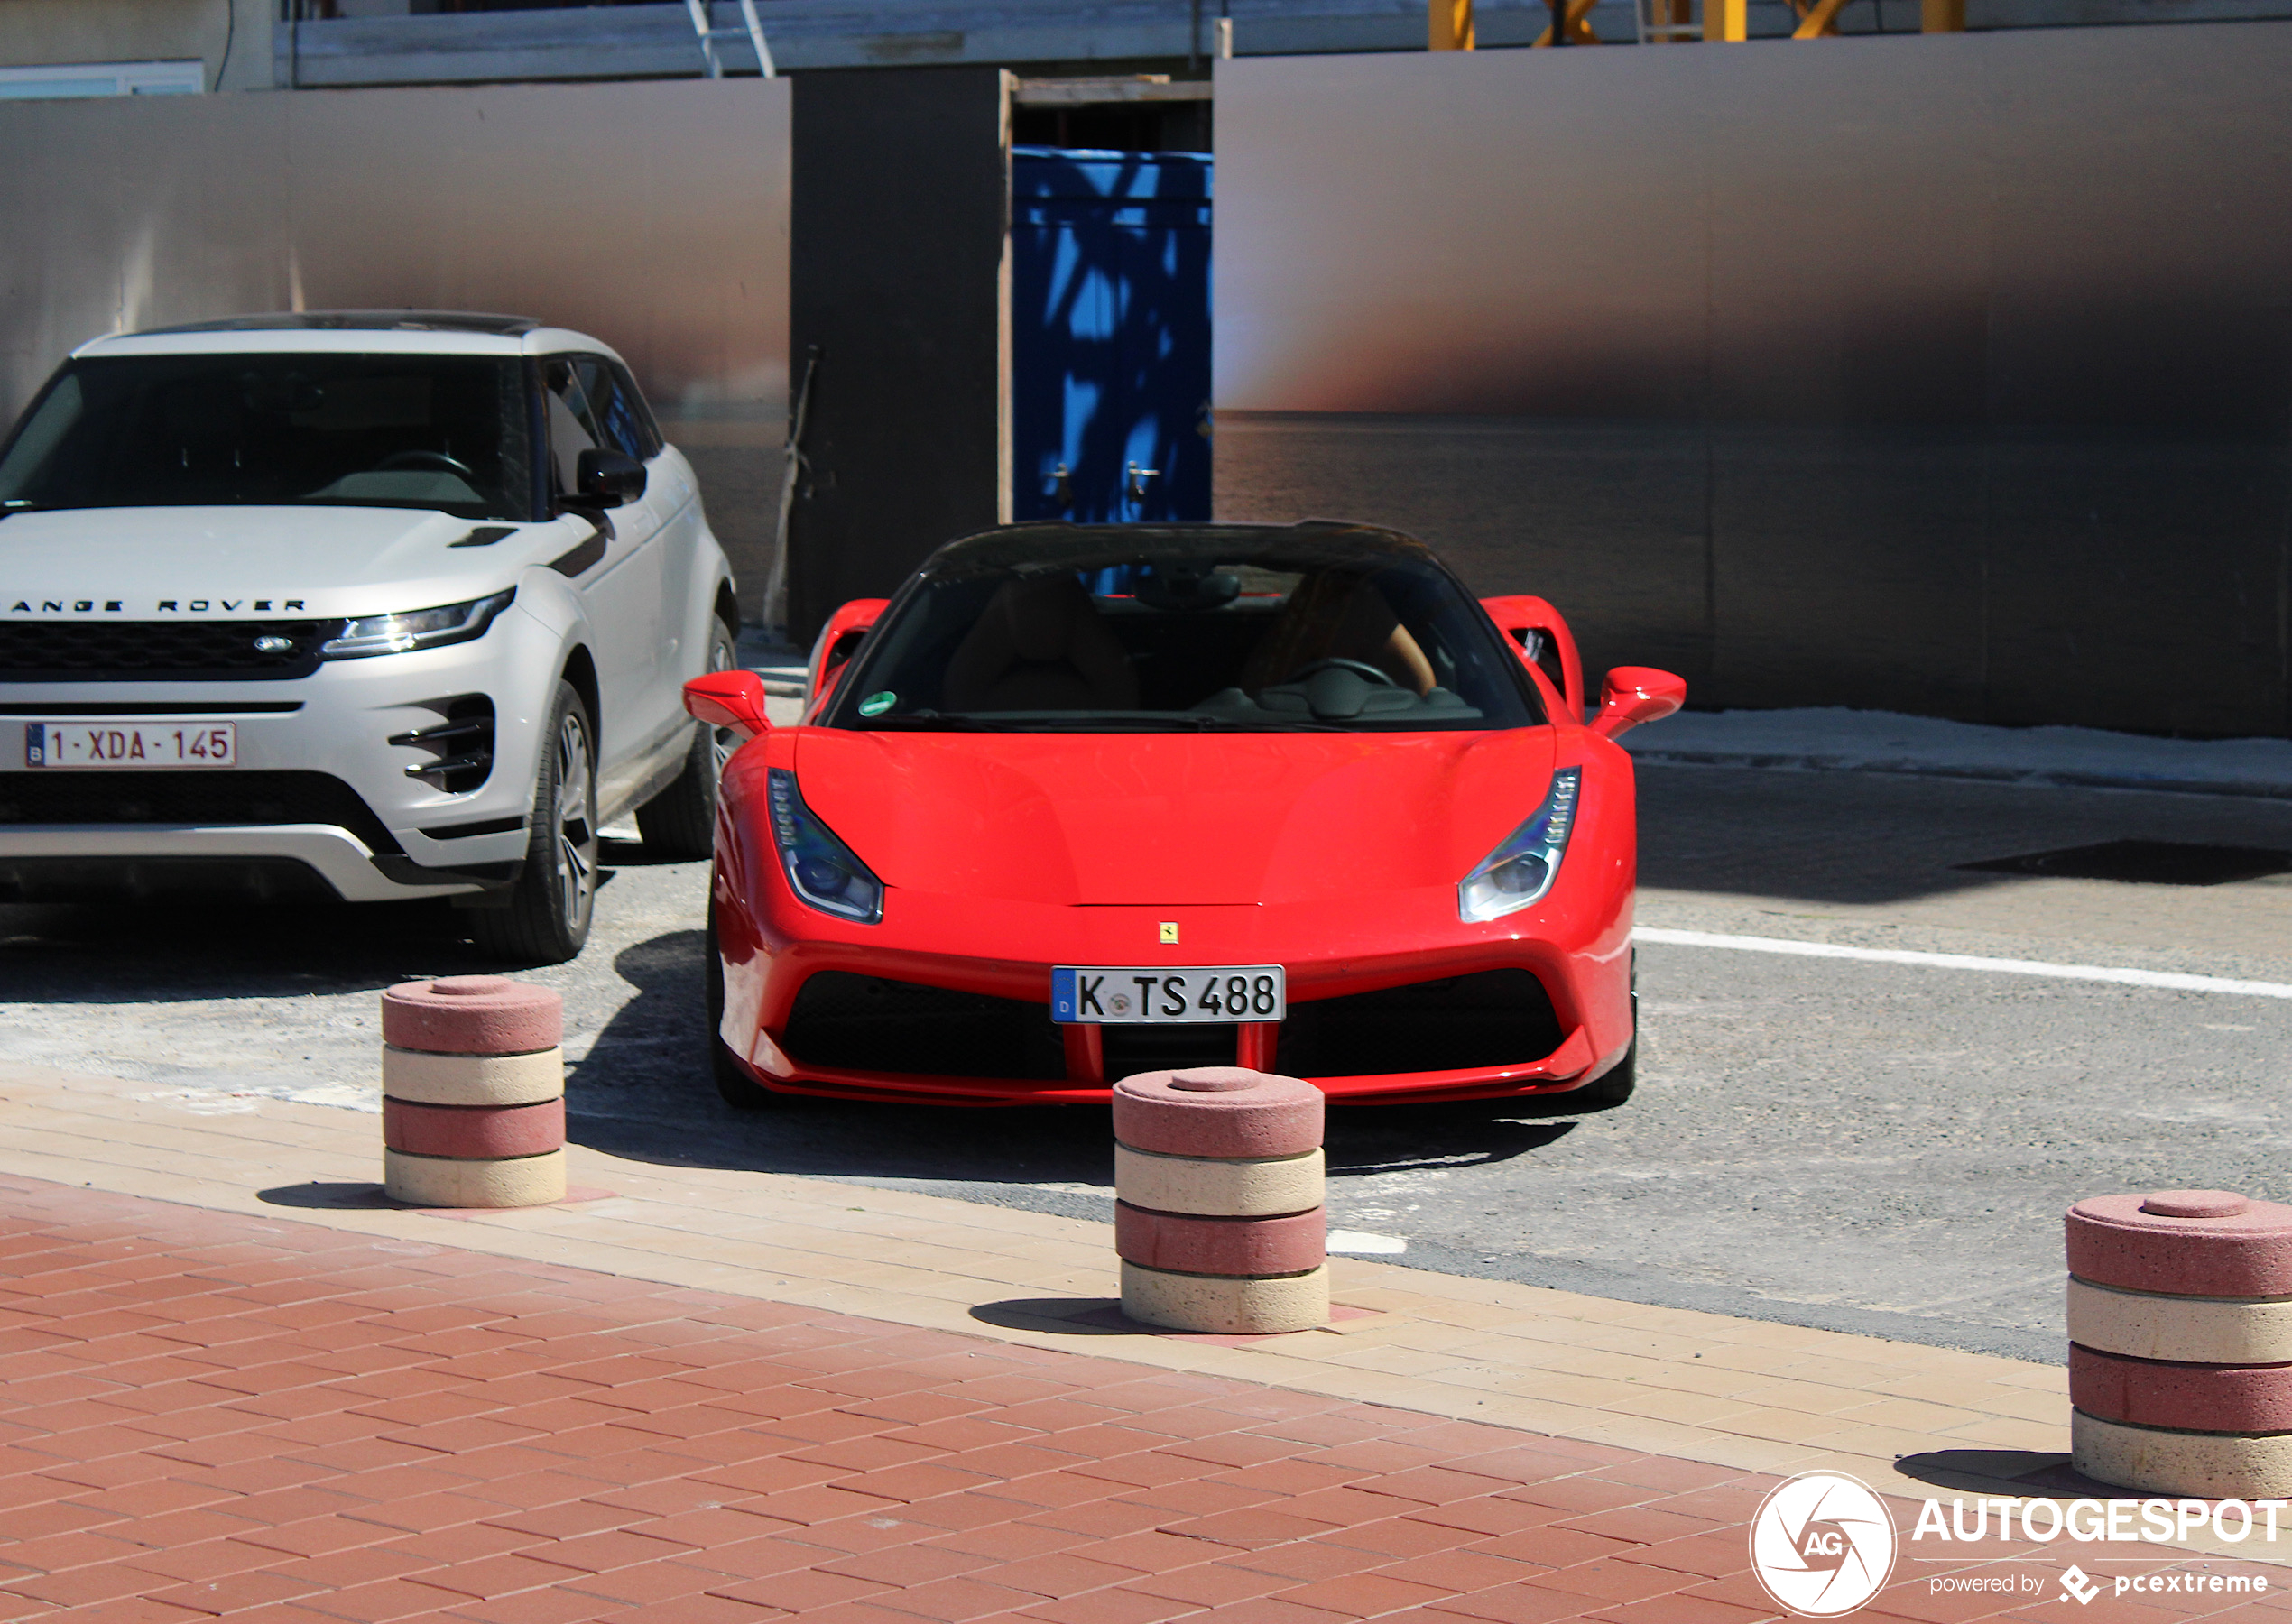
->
[0,310,740,963]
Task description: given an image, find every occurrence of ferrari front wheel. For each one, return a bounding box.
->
[1581,1040,1636,1107]
[1580,954,1639,1107]
[705,893,780,1110]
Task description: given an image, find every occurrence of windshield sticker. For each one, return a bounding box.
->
[858,691,897,717]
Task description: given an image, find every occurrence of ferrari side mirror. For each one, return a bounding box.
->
[1591,667,1686,740]
[684,670,773,740]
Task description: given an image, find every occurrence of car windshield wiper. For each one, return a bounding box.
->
[1171,715,1349,732]
[855,712,1029,731]
[953,713,1353,734]
[854,710,1353,734]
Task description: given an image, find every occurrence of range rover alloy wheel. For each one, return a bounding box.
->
[635,616,739,861]
[469,680,598,964]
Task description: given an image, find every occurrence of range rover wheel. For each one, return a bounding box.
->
[706,893,780,1109]
[636,616,739,861]
[469,681,598,965]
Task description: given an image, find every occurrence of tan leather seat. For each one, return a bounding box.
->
[942,575,1140,712]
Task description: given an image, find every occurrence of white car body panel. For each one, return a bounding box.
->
[0,317,735,907]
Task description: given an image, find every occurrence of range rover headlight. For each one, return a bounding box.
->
[1458,768,1581,922]
[319,588,515,660]
[767,768,883,924]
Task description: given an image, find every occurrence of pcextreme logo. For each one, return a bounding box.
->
[1749,1472,1899,1617]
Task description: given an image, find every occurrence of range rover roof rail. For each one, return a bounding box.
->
[134,311,544,337]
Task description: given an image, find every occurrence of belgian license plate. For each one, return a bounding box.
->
[1051,965,1285,1024]
[25,721,236,769]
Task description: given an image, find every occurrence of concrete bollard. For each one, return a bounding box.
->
[381,975,567,1208]
[2068,1189,2292,1497]
[1113,1066,1328,1334]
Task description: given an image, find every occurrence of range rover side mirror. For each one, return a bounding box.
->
[684,670,773,740]
[574,448,647,508]
[1591,667,1687,740]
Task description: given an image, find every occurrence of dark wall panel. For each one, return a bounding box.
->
[1215,28,2292,737]
[787,67,1010,641]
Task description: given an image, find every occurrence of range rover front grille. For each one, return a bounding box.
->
[0,620,332,680]
[0,770,400,854]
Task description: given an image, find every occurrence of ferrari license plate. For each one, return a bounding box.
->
[1051,965,1285,1025]
[25,721,236,769]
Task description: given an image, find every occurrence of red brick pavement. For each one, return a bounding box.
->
[0,1172,2281,1623]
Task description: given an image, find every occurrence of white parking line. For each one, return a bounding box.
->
[1326,1230,1409,1255]
[1633,927,2292,1001]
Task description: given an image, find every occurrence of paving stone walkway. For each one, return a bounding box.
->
[3,1175,2287,1624]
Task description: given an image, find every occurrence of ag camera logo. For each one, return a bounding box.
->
[1750,1471,1898,1616]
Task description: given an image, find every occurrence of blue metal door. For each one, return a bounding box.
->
[1011,147,1212,523]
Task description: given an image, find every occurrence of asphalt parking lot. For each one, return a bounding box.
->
[5,761,2288,1366]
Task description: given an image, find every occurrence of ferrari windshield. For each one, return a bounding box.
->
[826,524,1545,734]
[0,353,535,521]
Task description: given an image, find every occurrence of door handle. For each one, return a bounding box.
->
[1124,462,1160,501]
[1050,462,1073,510]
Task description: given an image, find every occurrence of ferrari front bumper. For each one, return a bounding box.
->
[716,888,1633,1107]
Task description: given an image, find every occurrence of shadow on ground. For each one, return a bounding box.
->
[0,896,484,1002]
[0,845,659,1001]
[1893,1449,2149,1501]
[1635,764,2292,909]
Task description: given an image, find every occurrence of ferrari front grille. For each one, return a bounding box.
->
[1276,968,1565,1077]
[0,620,330,681]
[781,972,1067,1080]
[0,769,401,854]
[1100,1022,1240,1076]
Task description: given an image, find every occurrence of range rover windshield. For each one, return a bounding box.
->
[826,525,1546,734]
[0,353,535,521]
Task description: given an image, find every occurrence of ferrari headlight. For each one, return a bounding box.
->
[767,768,883,924]
[1458,768,1581,922]
[319,589,515,659]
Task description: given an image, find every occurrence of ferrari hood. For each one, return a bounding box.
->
[793,727,1559,907]
[0,505,579,620]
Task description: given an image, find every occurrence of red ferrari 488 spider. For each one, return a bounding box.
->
[685,522,1683,1109]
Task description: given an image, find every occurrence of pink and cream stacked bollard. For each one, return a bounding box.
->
[2069,1189,2292,1497]
[381,976,568,1208]
[1113,1067,1329,1334]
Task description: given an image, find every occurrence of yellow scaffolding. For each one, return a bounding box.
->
[1428,0,1964,44]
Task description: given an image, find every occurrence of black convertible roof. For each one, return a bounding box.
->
[922,521,1437,578]
[136,311,543,337]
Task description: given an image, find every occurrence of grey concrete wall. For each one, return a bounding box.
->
[1213,28,2292,737]
[0,78,790,610]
